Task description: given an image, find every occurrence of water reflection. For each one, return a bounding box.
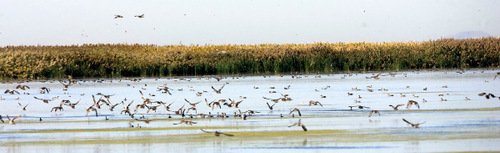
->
[0,70,499,153]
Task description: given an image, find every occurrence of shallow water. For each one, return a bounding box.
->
[1,69,499,153]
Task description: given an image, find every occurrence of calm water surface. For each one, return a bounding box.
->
[0,69,499,153]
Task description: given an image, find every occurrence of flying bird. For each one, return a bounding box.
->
[402,118,426,128]
[389,104,405,111]
[288,119,307,131]
[406,100,420,110]
[200,129,234,137]
[134,14,145,18]
[7,115,21,125]
[368,110,380,117]
[114,15,124,19]
[211,84,225,94]
[289,108,302,116]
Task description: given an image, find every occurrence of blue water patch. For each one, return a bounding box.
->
[233,146,396,150]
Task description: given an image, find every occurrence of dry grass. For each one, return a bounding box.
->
[0,38,498,80]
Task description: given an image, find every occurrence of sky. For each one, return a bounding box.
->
[0,0,499,46]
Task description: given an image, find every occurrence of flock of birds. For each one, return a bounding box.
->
[0,71,498,137]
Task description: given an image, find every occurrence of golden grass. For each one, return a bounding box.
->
[0,37,499,80]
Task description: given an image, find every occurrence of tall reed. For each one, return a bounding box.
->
[0,38,498,80]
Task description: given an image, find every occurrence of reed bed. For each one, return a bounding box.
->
[0,38,499,80]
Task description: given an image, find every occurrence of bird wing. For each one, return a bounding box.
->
[211,86,217,92]
[318,102,323,107]
[221,132,234,136]
[406,102,412,110]
[200,129,212,133]
[402,118,413,125]
[415,102,420,109]
[301,125,308,131]
[369,111,374,117]
[13,115,21,121]
[266,102,272,109]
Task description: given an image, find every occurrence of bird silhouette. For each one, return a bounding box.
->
[288,119,307,131]
[200,129,234,136]
[402,118,425,128]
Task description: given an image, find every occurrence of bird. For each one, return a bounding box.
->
[96,93,115,99]
[228,98,244,108]
[406,100,420,110]
[163,102,174,111]
[59,80,72,88]
[263,96,281,103]
[86,107,98,117]
[289,108,302,116]
[348,105,370,110]
[108,102,120,111]
[389,104,405,111]
[211,84,225,94]
[478,92,496,99]
[366,73,382,79]
[16,85,30,90]
[184,98,201,107]
[402,118,425,128]
[34,96,55,103]
[494,72,500,80]
[7,115,21,125]
[200,129,234,137]
[114,15,124,19]
[173,120,197,125]
[368,110,380,117]
[266,102,275,110]
[308,101,323,107]
[4,89,20,95]
[51,106,64,112]
[18,103,29,111]
[39,87,50,94]
[288,119,307,131]
[134,14,145,18]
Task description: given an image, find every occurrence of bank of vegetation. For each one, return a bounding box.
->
[0,37,499,79]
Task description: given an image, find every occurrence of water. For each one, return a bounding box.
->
[0,69,499,153]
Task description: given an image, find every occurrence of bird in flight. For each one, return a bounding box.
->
[402,118,425,128]
[114,15,124,19]
[134,14,145,18]
[200,129,234,137]
[389,104,405,111]
[288,119,307,131]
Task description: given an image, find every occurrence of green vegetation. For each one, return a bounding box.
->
[0,38,499,80]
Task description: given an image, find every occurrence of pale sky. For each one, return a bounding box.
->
[0,0,498,46]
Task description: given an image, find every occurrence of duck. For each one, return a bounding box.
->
[389,104,404,111]
[200,129,234,136]
[368,110,380,117]
[288,119,307,131]
[406,100,420,110]
[114,15,124,19]
[289,108,302,116]
[211,84,225,94]
[7,115,21,125]
[402,118,425,128]
[308,101,323,107]
[134,14,144,18]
